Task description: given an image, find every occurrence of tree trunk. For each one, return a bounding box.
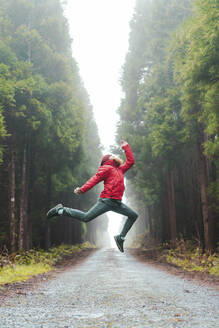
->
[24,179,29,250]
[27,219,32,250]
[167,169,177,243]
[68,218,72,244]
[45,173,51,249]
[8,141,16,253]
[18,146,27,250]
[197,130,215,251]
[161,190,170,242]
[147,205,154,238]
[24,140,32,250]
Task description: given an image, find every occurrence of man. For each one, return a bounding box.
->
[47,140,138,252]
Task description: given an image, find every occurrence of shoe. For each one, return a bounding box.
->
[47,204,63,219]
[114,235,125,253]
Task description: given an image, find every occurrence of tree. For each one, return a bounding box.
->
[172,0,219,250]
[117,0,219,251]
[0,0,103,251]
[117,0,192,244]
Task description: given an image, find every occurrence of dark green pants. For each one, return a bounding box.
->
[63,198,138,238]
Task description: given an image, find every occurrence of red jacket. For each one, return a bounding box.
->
[80,144,135,200]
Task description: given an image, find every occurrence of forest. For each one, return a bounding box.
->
[0,0,218,254]
[0,0,106,252]
[117,0,219,251]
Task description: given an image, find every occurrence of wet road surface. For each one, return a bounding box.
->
[0,248,219,327]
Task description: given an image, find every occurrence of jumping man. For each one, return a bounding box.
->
[47,140,138,252]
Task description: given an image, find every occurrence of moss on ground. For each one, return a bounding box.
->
[165,248,219,276]
[0,263,51,285]
[0,242,95,286]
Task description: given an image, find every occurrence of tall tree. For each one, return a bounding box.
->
[118,0,192,243]
[172,0,219,250]
[0,0,103,251]
[117,0,218,251]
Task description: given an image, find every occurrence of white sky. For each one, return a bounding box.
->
[64,0,135,152]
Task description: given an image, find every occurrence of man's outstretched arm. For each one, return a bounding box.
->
[119,140,135,173]
[74,165,109,195]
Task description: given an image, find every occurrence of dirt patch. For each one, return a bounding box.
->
[0,248,97,302]
[128,248,219,290]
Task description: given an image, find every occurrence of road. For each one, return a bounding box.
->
[0,248,219,328]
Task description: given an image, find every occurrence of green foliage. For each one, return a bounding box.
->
[0,243,96,285]
[0,0,102,250]
[0,243,95,268]
[0,263,51,285]
[117,0,219,246]
[173,0,219,160]
[165,239,219,276]
[171,0,219,221]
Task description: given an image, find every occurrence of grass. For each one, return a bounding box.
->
[165,244,219,276]
[0,241,95,286]
[0,263,51,285]
[131,233,219,277]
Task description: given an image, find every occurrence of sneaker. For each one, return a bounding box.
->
[114,235,125,253]
[47,204,63,219]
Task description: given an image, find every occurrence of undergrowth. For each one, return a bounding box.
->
[164,238,219,276]
[131,233,219,277]
[0,242,95,286]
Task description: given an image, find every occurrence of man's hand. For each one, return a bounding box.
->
[74,187,82,195]
[121,140,128,147]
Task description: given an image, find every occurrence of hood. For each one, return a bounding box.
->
[100,154,111,166]
[102,159,118,168]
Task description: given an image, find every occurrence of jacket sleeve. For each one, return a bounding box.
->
[80,165,110,193]
[119,144,135,173]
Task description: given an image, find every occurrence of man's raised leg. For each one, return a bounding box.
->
[62,199,109,223]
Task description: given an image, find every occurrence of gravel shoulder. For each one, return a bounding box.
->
[0,248,97,303]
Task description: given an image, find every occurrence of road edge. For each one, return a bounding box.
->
[0,248,97,302]
[128,248,219,290]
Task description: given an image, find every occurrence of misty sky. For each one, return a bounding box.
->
[64,0,135,152]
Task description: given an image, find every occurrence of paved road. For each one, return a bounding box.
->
[0,248,219,328]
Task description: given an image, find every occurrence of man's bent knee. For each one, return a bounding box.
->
[83,215,93,223]
[130,211,138,222]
